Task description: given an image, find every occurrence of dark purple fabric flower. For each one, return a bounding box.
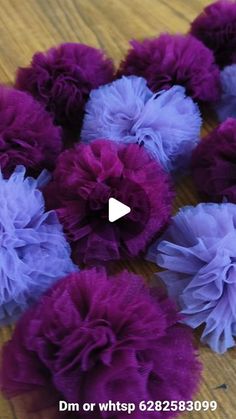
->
[0,268,201,418]
[0,85,62,177]
[44,139,174,265]
[118,34,220,103]
[190,0,236,68]
[192,118,236,203]
[15,43,115,138]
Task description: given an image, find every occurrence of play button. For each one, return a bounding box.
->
[87,176,151,244]
[108,198,131,222]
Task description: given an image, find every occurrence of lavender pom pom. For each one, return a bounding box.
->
[216,64,236,121]
[15,43,114,137]
[191,0,236,68]
[147,203,236,353]
[0,268,201,418]
[0,166,76,325]
[82,76,202,173]
[0,85,62,177]
[118,34,220,103]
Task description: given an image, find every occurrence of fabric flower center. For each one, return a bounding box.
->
[79,320,117,371]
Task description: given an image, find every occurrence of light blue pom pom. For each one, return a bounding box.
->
[0,166,77,325]
[216,64,236,122]
[147,202,236,353]
[81,76,202,174]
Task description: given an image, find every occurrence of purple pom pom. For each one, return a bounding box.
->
[0,166,76,325]
[0,85,62,177]
[190,0,236,68]
[0,268,201,418]
[147,202,236,353]
[118,34,220,103]
[216,64,236,121]
[82,76,202,174]
[192,118,236,203]
[44,139,174,265]
[15,43,114,137]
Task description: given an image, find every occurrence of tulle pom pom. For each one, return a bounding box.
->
[82,76,202,173]
[118,34,220,103]
[15,43,114,138]
[147,202,236,353]
[44,139,174,265]
[192,118,236,203]
[0,85,62,177]
[216,64,236,121]
[0,268,201,418]
[190,0,236,68]
[0,166,76,325]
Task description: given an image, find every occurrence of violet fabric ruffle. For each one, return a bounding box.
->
[0,166,76,325]
[191,118,236,203]
[0,268,201,419]
[15,43,114,137]
[44,139,174,265]
[216,64,236,121]
[147,202,236,353]
[190,0,236,68]
[81,76,202,174]
[118,33,220,103]
[0,85,62,177]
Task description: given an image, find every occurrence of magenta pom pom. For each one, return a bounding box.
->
[191,0,236,68]
[44,139,174,265]
[0,268,201,418]
[0,85,62,177]
[15,43,114,137]
[118,33,220,103]
[192,118,236,203]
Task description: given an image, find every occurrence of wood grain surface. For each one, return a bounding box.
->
[0,0,235,418]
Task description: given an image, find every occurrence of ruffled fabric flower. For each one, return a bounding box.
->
[15,43,114,137]
[0,166,76,325]
[216,64,236,121]
[147,202,236,353]
[192,118,236,203]
[0,268,201,418]
[0,85,62,177]
[190,0,236,68]
[118,34,220,103]
[81,76,202,173]
[44,139,174,265]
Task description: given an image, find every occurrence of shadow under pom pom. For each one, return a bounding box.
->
[118,33,220,103]
[190,0,236,68]
[44,139,174,265]
[0,268,201,418]
[0,85,62,177]
[147,202,236,353]
[192,118,236,203]
[0,166,76,325]
[15,43,115,140]
[82,76,202,174]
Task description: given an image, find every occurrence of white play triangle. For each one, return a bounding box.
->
[108,197,131,222]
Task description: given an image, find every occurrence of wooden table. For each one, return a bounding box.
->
[0,0,235,418]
